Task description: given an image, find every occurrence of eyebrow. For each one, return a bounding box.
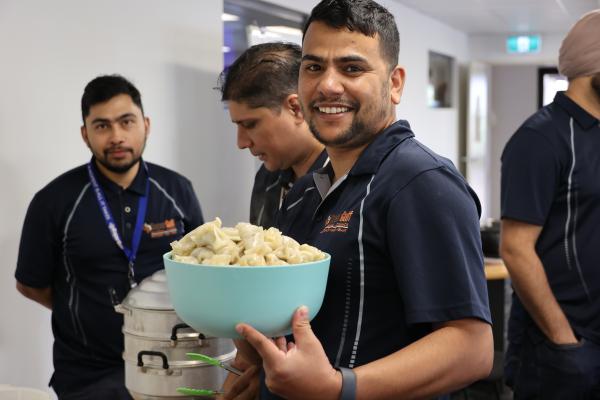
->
[91,113,137,125]
[302,54,369,64]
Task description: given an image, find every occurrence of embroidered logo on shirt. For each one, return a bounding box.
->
[143,219,178,238]
[321,211,354,233]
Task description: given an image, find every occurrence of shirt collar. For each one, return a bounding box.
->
[554,91,599,130]
[311,120,414,198]
[90,157,148,195]
[311,149,330,171]
[349,120,414,176]
[280,149,330,188]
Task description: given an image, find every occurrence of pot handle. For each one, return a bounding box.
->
[170,323,190,341]
[170,323,206,342]
[137,350,169,370]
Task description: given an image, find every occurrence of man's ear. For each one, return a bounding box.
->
[80,125,90,147]
[390,65,406,105]
[144,116,151,139]
[285,94,304,123]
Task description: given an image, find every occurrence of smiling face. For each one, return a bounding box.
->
[81,93,149,174]
[299,21,404,150]
[228,97,310,172]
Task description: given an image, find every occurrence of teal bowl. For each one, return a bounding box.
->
[163,252,331,338]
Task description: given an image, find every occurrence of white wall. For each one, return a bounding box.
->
[385,1,470,166]
[0,0,256,396]
[0,0,470,395]
[489,65,539,218]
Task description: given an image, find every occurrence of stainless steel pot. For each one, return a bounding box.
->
[115,270,198,338]
[124,349,235,400]
[122,331,235,366]
[116,270,236,400]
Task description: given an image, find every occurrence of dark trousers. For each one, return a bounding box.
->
[58,368,133,400]
[505,329,600,399]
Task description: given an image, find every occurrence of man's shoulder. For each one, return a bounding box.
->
[379,136,460,188]
[282,171,315,203]
[516,104,564,140]
[36,164,89,197]
[146,162,192,186]
[504,105,567,159]
[253,165,293,193]
[26,164,89,216]
[254,164,281,182]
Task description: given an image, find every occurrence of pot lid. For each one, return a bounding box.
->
[122,269,174,310]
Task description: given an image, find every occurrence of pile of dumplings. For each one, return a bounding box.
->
[170,218,326,266]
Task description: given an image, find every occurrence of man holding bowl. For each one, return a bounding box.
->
[230,0,494,399]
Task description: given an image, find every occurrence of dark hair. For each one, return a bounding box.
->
[303,0,399,71]
[218,42,302,111]
[81,75,143,123]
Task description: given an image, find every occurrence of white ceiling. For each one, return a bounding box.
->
[393,0,600,34]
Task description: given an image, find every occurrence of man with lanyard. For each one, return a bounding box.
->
[501,10,600,398]
[228,1,493,399]
[218,42,328,229]
[15,75,204,399]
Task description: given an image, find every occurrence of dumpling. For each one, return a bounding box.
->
[244,240,273,257]
[236,222,263,250]
[222,227,241,242]
[170,238,196,256]
[218,243,242,264]
[172,254,199,264]
[281,235,300,250]
[238,254,266,266]
[202,254,233,266]
[263,227,283,249]
[173,219,325,267]
[190,220,235,252]
[265,253,287,266]
[299,244,326,262]
[190,247,214,262]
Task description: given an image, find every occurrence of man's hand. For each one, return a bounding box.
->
[236,306,342,400]
[501,219,577,345]
[220,362,261,400]
[234,338,263,366]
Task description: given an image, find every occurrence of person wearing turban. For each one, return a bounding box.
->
[500,9,600,399]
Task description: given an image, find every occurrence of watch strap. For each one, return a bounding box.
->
[336,366,356,400]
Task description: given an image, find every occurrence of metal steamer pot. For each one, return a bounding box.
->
[115,270,236,400]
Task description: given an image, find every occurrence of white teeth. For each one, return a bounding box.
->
[318,106,349,114]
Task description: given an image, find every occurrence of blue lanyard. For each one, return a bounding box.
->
[87,162,149,288]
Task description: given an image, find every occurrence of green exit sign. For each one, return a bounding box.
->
[506,35,541,54]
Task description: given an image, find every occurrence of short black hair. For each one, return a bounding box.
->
[218,42,302,111]
[303,0,399,71]
[81,75,143,124]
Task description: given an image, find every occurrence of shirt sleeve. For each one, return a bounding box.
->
[15,191,59,288]
[386,167,491,325]
[181,179,204,233]
[501,127,560,225]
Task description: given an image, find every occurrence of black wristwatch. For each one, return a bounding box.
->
[336,366,357,400]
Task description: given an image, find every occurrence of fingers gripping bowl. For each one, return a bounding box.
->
[164,218,331,338]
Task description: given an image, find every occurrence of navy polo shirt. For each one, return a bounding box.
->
[501,91,600,344]
[277,120,490,382]
[15,158,203,395]
[250,150,329,228]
